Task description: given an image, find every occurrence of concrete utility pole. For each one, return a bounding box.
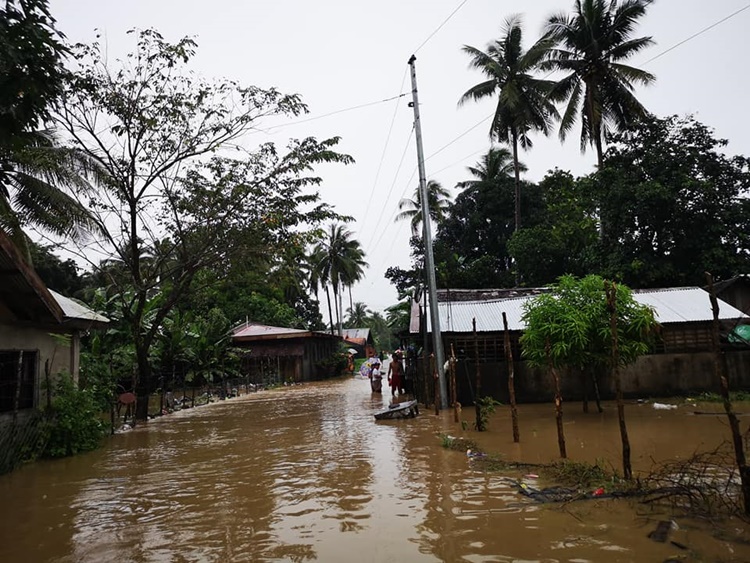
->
[408,54,448,409]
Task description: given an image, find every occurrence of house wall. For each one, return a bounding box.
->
[0,323,76,412]
[452,350,750,405]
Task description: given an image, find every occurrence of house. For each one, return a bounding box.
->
[410,286,750,403]
[340,328,376,358]
[231,322,342,383]
[712,275,750,317]
[0,230,109,417]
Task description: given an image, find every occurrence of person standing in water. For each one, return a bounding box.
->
[387,350,404,396]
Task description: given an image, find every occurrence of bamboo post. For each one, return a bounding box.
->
[606,282,632,480]
[473,318,483,431]
[450,343,459,423]
[502,313,520,442]
[706,272,750,514]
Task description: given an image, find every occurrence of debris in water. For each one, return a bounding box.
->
[652,403,678,410]
[648,520,678,542]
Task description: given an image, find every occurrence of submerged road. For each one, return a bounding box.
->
[0,376,749,562]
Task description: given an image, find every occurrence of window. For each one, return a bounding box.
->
[0,351,37,413]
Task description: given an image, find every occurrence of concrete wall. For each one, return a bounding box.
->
[453,350,750,405]
[0,323,76,409]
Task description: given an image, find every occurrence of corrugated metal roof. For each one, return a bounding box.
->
[49,290,109,325]
[414,287,747,334]
[233,323,310,339]
[341,328,370,340]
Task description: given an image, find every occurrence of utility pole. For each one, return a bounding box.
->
[408,54,447,409]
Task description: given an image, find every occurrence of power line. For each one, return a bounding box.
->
[425,113,493,162]
[642,3,750,66]
[413,0,472,54]
[358,68,410,231]
[265,92,408,131]
[363,125,415,252]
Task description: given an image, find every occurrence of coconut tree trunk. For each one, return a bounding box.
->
[324,285,334,336]
[503,313,519,442]
[606,282,632,480]
[546,338,566,458]
[511,129,522,286]
[706,272,750,514]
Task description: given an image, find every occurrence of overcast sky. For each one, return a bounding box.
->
[51,0,750,314]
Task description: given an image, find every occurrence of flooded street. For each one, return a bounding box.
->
[2,376,750,562]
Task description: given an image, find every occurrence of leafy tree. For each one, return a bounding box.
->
[521,274,658,463]
[460,15,558,232]
[0,2,101,252]
[395,179,451,237]
[507,169,598,286]
[596,114,750,287]
[57,30,350,420]
[385,300,411,336]
[455,146,521,192]
[434,173,543,288]
[27,241,83,295]
[543,0,655,168]
[0,0,67,139]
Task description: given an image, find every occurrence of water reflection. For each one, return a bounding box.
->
[0,378,750,562]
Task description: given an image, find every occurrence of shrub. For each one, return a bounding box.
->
[43,374,106,458]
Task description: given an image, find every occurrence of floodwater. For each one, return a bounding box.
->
[1,376,750,563]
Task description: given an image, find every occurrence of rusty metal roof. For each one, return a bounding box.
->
[412,287,748,334]
[341,328,370,341]
[232,322,338,342]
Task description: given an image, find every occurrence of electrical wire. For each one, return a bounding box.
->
[358,67,410,231]
[642,3,750,66]
[363,125,415,252]
[413,0,472,54]
[264,92,408,132]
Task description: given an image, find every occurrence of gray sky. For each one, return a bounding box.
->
[51,0,750,313]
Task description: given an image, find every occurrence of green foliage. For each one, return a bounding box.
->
[543,0,655,163]
[597,114,750,286]
[475,395,502,431]
[0,0,67,139]
[521,275,659,370]
[546,459,611,489]
[43,374,106,458]
[315,352,347,379]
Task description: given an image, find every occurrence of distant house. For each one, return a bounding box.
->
[0,230,109,417]
[410,286,750,403]
[712,275,750,317]
[340,328,376,358]
[231,322,342,383]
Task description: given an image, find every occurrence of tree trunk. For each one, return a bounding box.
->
[580,366,589,413]
[706,272,750,514]
[606,282,632,480]
[546,338,566,458]
[511,129,521,286]
[503,313,519,442]
[135,342,152,422]
[324,285,335,336]
[473,318,484,431]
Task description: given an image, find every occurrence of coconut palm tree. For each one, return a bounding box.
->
[0,129,103,257]
[395,180,451,237]
[346,302,370,328]
[311,224,367,336]
[459,15,558,233]
[543,0,655,168]
[456,146,524,193]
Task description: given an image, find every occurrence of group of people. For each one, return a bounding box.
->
[367,350,406,396]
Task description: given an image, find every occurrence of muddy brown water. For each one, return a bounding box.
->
[2,376,750,562]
